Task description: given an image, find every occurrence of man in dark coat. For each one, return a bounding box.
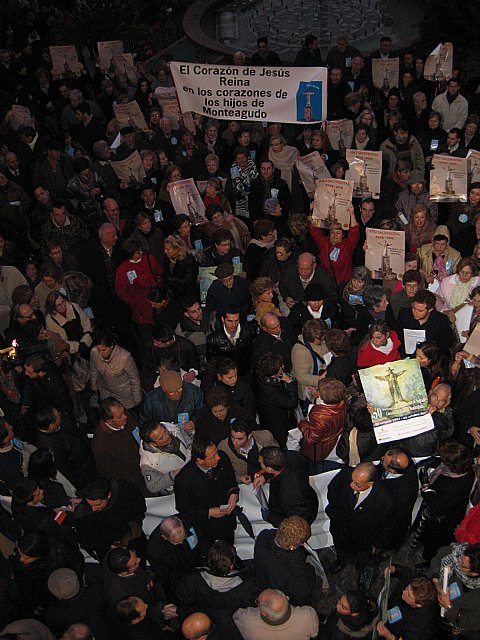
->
[24,354,74,416]
[174,437,239,545]
[326,462,396,572]
[378,448,419,549]
[258,447,319,527]
[251,313,295,371]
[248,160,291,222]
[147,514,208,600]
[74,476,147,562]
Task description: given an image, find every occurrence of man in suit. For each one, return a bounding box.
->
[174,437,239,545]
[251,312,295,371]
[326,462,396,573]
[258,447,318,527]
[378,447,419,549]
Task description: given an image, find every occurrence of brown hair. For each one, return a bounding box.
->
[324,329,350,356]
[317,378,347,404]
[409,577,437,607]
[275,516,311,548]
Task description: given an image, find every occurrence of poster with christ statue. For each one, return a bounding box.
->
[311,178,353,230]
[359,359,434,444]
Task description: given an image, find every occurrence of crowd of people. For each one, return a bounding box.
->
[0,7,480,640]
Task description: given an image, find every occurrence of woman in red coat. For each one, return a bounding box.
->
[115,238,163,335]
[299,378,347,474]
[307,202,360,286]
[357,321,401,368]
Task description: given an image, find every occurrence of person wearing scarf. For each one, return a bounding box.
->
[139,420,192,496]
[428,542,480,635]
[417,224,461,285]
[244,219,277,282]
[405,204,437,253]
[268,135,299,191]
[357,321,401,368]
[436,257,480,323]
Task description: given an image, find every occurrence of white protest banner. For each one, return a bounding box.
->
[97,40,124,72]
[430,154,468,202]
[326,119,353,152]
[365,228,405,281]
[113,53,137,88]
[154,87,182,130]
[167,178,206,224]
[110,151,146,186]
[10,105,34,130]
[346,149,382,199]
[49,45,82,80]
[113,101,148,132]
[312,178,353,230]
[372,57,399,91]
[296,152,331,196]
[170,62,328,124]
[467,150,480,184]
[424,43,453,82]
[359,359,434,445]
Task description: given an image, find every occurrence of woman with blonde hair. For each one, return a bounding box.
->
[250,276,280,322]
[163,234,199,299]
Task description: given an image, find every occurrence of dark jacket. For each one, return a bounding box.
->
[379,461,419,549]
[73,480,146,561]
[29,362,74,416]
[396,306,455,356]
[163,253,199,300]
[207,321,257,376]
[139,382,203,425]
[254,375,298,448]
[176,569,259,614]
[267,451,319,527]
[248,174,292,221]
[288,299,338,336]
[251,317,296,371]
[205,276,251,321]
[254,528,316,605]
[279,265,337,306]
[43,583,108,640]
[142,335,200,390]
[326,467,397,552]
[203,378,256,422]
[174,451,239,544]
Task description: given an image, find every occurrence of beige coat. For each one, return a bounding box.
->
[291,336,328,401]
[90,344,142,409]
[218,430,278,481]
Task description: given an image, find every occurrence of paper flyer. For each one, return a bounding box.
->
[155,87,182,130]
[113,53,137,88]
[326,119,354,152]
[97,40,124,72]
[345,149,382,199]
[464,323,480,357]
[365,228,405,281]
[49,45,82,80]
[312,178,353,230]
[110,151,146,186]
[424,43,453,82]
[372,57,400,91]
[113,100,148,132]
[467,150,480,184]
[359,359,434,444]
[430,154,467,202]
[296,151,331,196]
[167,178,206,224]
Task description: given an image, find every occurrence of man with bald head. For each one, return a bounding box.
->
[279,252,337,311]
[379,447,419,549]
[326,461,396,573]
[233,588,319,639]
[251,311,295,370]
[102,197,128,236]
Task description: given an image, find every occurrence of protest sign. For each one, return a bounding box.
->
[296,152,331,196]
[467,150,480,184]
[49,45,82,80]
[154,87,182,130]
[170,62,328,124]
[365,228,405,281]
[312,178,353,230]
[359,359,434,444]
[97,40,124,72]
[113,53,137,88]
[167,178,206,224]
[326,119,354,152]
[430,154,468,202]
[181,111,196,134]
[464,323,480,357]
[455,303,474,344]
[424,43,453,82]
[199,262,242,305]
[113,101,148,132]
[345,149,382,199]
[10,105,34,130]
[110,151,146,186]
[372,58,399,91]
